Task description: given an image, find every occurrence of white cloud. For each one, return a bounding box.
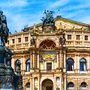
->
[78,16,90,24]
[48,0,69,9]
[0,0,28,7]
[6,11,43,34]
[64,10,85,18]
[62,1,90,11]
[1,0,90,34]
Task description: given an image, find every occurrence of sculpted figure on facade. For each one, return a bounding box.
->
[59,37,66,45]
[59,37,62,44]
[31,38,35,46]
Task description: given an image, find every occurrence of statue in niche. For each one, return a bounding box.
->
[59,37,62,44]
[63,37,66,44]
[31,38,35,46]
[41,10,55,26]
[59,37,66,45]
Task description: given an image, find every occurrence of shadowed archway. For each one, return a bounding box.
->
[42,79,53,90]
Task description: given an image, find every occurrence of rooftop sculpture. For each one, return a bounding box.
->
[41,10,55,26]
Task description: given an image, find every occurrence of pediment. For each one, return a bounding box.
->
[55,17,89,30]
[25,17,90,32]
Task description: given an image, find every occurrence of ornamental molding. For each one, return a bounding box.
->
[12,56,22,59]
[37,37,58,48]
[43,54,56,61]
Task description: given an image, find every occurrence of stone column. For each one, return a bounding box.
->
[23,56,25,71]
[30,77,33,90]
[82,31,84,46]
[40,81,42,90]
[37,51,40,68]
[60,77,62,90]
[30,51,33,68]
[15,36,16,49]
[21,56,23,74]
[64,76,66,90]
[9,37,11,48]
[34,52,37,68]
[77,55,80,72]
[87,56,89,70]
[74,55,76,70]
[33,77,35,90]
[21,34,23,48]
[54,77,56,90]
[33,51,35,68]
[64,50,66,68]
[29,33,30,48]
[57,51,59,68]
[60,50,62,68]
[76,54,79,73]
[73,32,75,46]
[38,76,40,90]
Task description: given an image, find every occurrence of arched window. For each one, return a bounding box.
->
[80,82,86,87]
[26,83,30,88]
[80,58,86,71]
[15,60,21,72]
[39,40,56,50]
[26,59,30,72]
[67,58,74,71]
[67,82,74,87]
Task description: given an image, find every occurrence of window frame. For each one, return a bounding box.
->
[26,59,30,72]
[80,59,86,71]
[12,39,15,44]
[18,38,21,43]
[47,63,52,71]
[67,82,74,87]
[67,35,72,40]
[25,37,28,42]
[7,40,9,45]
[80,82,86,87]
[76,35,80,40]
[85,35,88,40]
[15,60,21,72]
[67,59,74,71]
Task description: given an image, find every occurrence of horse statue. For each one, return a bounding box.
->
[41,10,55,26]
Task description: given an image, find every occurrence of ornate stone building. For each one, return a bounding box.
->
[6,11,90,90]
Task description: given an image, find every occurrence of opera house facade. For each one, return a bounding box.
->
[6,11,90,90]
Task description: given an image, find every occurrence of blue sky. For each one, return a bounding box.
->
[0,0,90,34]
[1,89,12,90]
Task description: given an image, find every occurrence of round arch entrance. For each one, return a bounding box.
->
[42,79,53,90]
